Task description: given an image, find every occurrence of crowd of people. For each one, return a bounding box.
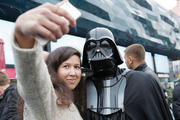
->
[0,1,180,120]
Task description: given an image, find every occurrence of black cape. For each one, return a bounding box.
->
[124,70,173,120]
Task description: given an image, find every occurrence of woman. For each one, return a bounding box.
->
[11,2,83,120]
[46,46,81,106]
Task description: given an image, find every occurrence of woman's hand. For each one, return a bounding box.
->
[14,2,76,48]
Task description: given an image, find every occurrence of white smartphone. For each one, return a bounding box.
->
[60,0,81,20]
[36,0,81,46]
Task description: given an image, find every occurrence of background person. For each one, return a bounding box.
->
[124,43,161,83]
[11,1,82,120]
[0,71,21,120]
[165,82,173,106]
[0,71,10,95]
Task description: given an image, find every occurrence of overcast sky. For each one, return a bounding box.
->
[153,0,177,10]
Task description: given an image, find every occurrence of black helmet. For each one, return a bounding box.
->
[82,27,123,69]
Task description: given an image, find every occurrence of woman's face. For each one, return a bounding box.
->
[57,55,81,90]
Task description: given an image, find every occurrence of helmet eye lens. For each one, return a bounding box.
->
[100,40,110,48]
[87,41,96,50]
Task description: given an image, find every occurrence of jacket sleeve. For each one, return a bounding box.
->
[11,35,57,119]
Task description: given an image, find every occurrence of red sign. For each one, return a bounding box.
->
[0,38,6,70]
[0,38,16,79]
[0,68,16,79]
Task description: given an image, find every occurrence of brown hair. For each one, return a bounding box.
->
[46,46,81,107]
[124,44,145,62]
[0,71,10,86]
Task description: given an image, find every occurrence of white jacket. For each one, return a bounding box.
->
[11,35,83,120]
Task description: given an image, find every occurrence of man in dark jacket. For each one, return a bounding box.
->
[124,44,168,104]
[0,71,21,120]
[124,43,160,83]
[82,27,173,120]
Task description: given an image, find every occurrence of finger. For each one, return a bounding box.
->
[55,3,76,27]
[46,10,70,26]
[39,2,57,13]
[39,2,76,27]
[40,18,64,39]
[40,9,70,35]
[48,15,70,35]
[36,3,70,36]
[56,0,68,6]
[53,16,69,35]
[34,25,56,41]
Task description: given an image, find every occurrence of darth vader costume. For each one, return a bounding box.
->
[82,27,173,120]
